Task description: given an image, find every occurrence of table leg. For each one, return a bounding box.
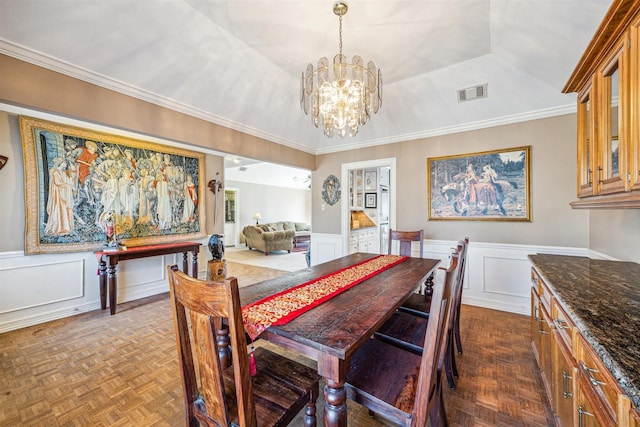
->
[108,263,117,315]
[323,379,347,427]
[191,249,198,279]
[99,259,107,310]
[182,251,189,275]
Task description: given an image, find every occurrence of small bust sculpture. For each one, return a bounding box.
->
[208,234,224,261]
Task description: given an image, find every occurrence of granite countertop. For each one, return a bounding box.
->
[528,254,640,409]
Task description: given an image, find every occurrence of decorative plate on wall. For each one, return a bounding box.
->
[321,175,341,206]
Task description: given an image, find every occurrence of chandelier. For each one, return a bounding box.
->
[300,1,382,138]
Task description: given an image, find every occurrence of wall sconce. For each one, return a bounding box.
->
[0,155,7,171]
[253,212,262,225]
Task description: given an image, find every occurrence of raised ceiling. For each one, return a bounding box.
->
[0,0,611,155]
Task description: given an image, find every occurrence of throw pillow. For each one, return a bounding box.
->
[258,224,270,232]
[283,221,296,231]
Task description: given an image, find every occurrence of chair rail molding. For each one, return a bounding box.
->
[0,238,591,332]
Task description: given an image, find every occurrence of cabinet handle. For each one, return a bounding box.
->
[581,361,606,387]
[538,319,549,335]
[587,168,592,185]
[578,405,595,427]
[597,166,604,184]
[533,305,539,321]
[554,318,569,329]
[562,371,573,398]
[531,276,538,285]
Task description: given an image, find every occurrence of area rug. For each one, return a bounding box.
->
[291,242,309,253]
[224,246,308,272]
[225,261,288,287]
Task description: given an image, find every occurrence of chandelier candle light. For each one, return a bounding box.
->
[300,1,382,138]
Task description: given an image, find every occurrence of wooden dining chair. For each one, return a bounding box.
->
[167,265,320,427]
[344,264,454,427]
[400,237,469,356]
[389,229,424,257]
[376,240,467,390]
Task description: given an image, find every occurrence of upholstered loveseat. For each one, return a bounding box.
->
[242,221,310,255]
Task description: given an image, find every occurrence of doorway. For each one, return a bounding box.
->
[224,188,239,247]
[341,158,396,255]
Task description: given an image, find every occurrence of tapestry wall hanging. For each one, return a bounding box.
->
[20,116,207,254]
[428,146,531,221]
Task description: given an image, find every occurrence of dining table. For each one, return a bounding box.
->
[239,252,441,427]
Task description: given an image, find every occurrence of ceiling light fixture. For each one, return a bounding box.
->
[300,1,382,138]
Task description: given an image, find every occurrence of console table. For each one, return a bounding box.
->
[96,241,201,315]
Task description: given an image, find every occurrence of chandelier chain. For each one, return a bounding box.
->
[338,14,343,56]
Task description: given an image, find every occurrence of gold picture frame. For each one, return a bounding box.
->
[428,146,531,221]
[20,116,207,254]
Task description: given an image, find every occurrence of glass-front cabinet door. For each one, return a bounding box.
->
[630,12,640,191]
[566,3,640,208]
[577,83,596,197]
[597,42,628,195]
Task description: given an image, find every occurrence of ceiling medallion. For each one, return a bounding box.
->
[300,1,382,138]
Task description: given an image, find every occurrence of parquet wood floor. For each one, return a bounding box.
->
[0,268,553,426]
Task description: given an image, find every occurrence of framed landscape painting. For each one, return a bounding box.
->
[428,146,531,221]
[20,116,207,254]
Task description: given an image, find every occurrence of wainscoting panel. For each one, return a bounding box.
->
[0,240,208,333]
[0,239,593,332]
[482,257,531,298]
[0,258,84,313]
[309,233,343,266]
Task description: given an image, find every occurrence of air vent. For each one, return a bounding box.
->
[457,83,488,102]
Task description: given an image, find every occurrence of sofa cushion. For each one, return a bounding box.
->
[258,224,270,232]
[283,221,296,231]
[269,222,285,231]
[295,222,310,232]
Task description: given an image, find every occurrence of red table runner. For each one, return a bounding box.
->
[242,254,408,341]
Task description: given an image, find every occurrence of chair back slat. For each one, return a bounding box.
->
[167,265,257,427]
[389,229,424,257]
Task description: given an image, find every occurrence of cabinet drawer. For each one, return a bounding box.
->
[552,301,574,352]
[531,268,551,311]
[576,334,622,424]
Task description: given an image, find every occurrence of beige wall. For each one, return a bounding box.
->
[314,114,591,248]
[590,210,640,262]
[227,180,311,233]
[3,55,640,262]
[0,54,314,171]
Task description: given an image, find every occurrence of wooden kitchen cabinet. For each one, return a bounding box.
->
[552,301,577,426]
[564,0,640,208]
[630,407,640,427]
[530,265,634,426]
[577,379,609,427]
[576,334,628,426]
[553,335,577,427]
[630,12,640,192]
[530,270,554,407]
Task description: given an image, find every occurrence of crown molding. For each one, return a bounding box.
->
[314,105,577,155]
[1,39,576,157]
[0,40,313,154]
